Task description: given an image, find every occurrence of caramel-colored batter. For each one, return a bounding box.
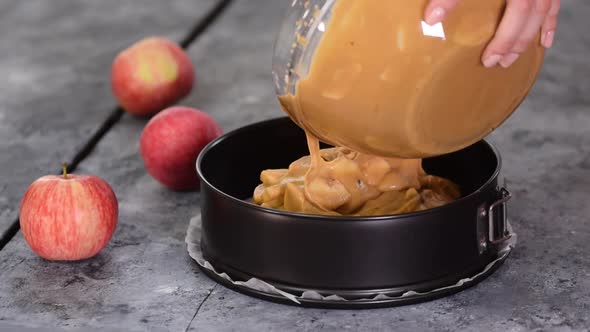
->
[253,134,460,216]
[255,0,543,216]
[279,0,544,158]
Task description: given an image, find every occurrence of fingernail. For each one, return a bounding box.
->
[500,53,520,68]
[483,54,502,68]
[542,31,555,48]
[426,7,446,25]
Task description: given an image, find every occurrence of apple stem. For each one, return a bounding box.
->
[62,162,68,179]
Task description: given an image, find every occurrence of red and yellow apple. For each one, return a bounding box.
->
[111,37,195,117]
[140,106,223,191]
[19,166,118,261]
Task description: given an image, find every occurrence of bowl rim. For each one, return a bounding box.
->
[196,117,502,222]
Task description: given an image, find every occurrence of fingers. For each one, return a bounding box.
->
[502,0,551,67]
[512,0,550,52]
[482,0,533,68]
[424,0,460,25]
[483,0,560,68]
[424,0,561,68]
[541,0,560,48]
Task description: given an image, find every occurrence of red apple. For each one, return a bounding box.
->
[111,36,195,117]
[140,106,222,191]
[19,166,118,261]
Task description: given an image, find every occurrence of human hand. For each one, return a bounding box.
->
[424,0,560,68]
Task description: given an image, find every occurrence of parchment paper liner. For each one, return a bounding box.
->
[186,214,516,305]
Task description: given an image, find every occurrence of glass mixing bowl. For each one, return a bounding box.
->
[272,0,545,158]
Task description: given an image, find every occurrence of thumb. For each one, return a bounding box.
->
[424,0,461,25]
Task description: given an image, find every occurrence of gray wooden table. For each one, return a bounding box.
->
[0,0,589,331]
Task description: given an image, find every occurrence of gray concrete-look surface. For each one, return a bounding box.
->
[0,0,219,237]
[1,0,589,331]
